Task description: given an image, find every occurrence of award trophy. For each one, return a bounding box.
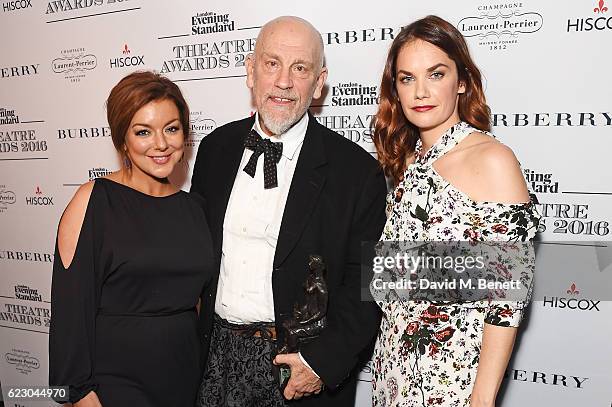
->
[273,254,328,391]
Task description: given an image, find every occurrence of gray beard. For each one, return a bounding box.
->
[260,99,312,135]
[261,114,296,135]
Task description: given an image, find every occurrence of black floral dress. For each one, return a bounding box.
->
[372,122,540,407]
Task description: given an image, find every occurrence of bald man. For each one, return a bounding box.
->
[191,16,386,406]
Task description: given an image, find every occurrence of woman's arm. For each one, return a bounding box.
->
[467,139,533,406]
[470,324,517,407]
[50,181,102,405]
[71,390,102,407]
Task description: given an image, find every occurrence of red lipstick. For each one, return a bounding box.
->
[412,105,435,112]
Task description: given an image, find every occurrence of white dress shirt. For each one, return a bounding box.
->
[215,112,308,323]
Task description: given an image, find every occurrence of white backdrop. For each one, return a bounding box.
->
[1,0,611,406]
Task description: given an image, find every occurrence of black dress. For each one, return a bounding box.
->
[49,178,213,406]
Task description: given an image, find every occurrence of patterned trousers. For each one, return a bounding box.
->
[196,315,287,407]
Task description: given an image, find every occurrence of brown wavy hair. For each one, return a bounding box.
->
[372,15,491,185]
[106,71,190,163]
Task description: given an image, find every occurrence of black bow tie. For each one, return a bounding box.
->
[243,129,283,189]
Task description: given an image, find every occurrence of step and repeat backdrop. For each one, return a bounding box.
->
[1,0,611,406]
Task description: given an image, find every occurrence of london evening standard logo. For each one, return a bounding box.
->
[567,0,612,32]
[25,186,54,206]
[110,44,145,69]
[160,11,253,75]
[314,82,380,153]
[192,11,235,35]
[524,168,560,194]
[0,185,16,213]
[89,167,112,181]
[14,285,42,302]
[330,82,379,107]
[6,348,40,376]
[0,107,20,125]
[187,111,216,148]
[458,3,543,51]
[52,47,97,83]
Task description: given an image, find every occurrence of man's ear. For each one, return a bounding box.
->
[312,67,328,100]
[245,53,255,89]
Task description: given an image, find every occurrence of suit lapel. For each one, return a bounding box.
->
[273,113,328,268]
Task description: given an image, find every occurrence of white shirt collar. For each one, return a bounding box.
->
[252,112,308,160]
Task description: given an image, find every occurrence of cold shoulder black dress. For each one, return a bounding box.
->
[49,178,213,406]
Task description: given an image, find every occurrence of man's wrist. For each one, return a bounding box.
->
[298,351,320,378]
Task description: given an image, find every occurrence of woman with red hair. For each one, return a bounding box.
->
[49,71,213,406]
[371,16,539,407]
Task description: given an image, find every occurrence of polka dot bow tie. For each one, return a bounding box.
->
[243,129,283,189]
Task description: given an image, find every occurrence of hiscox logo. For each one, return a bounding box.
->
[543,282,601,311]
[191,11,235,35]
[25,186,54,206]
[187,111,216,148]
[0,107,20,125]
[110,44,145,69]
[567,0,612,32]
[52,47,97,83]
[0,185,16,213]
[2,0,32,13]
[458,3,543,51]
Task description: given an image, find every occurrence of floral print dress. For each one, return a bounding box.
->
[372,122,540,407]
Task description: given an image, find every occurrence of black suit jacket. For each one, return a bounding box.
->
[190,112,386,405]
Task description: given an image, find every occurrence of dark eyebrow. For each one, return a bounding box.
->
[132,118,180,128]
[427,63,449,71]
[396,63,450,76]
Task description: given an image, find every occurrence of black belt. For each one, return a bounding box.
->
[214,314,277,341]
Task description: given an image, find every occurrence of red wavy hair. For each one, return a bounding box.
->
[372,15,491,185]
